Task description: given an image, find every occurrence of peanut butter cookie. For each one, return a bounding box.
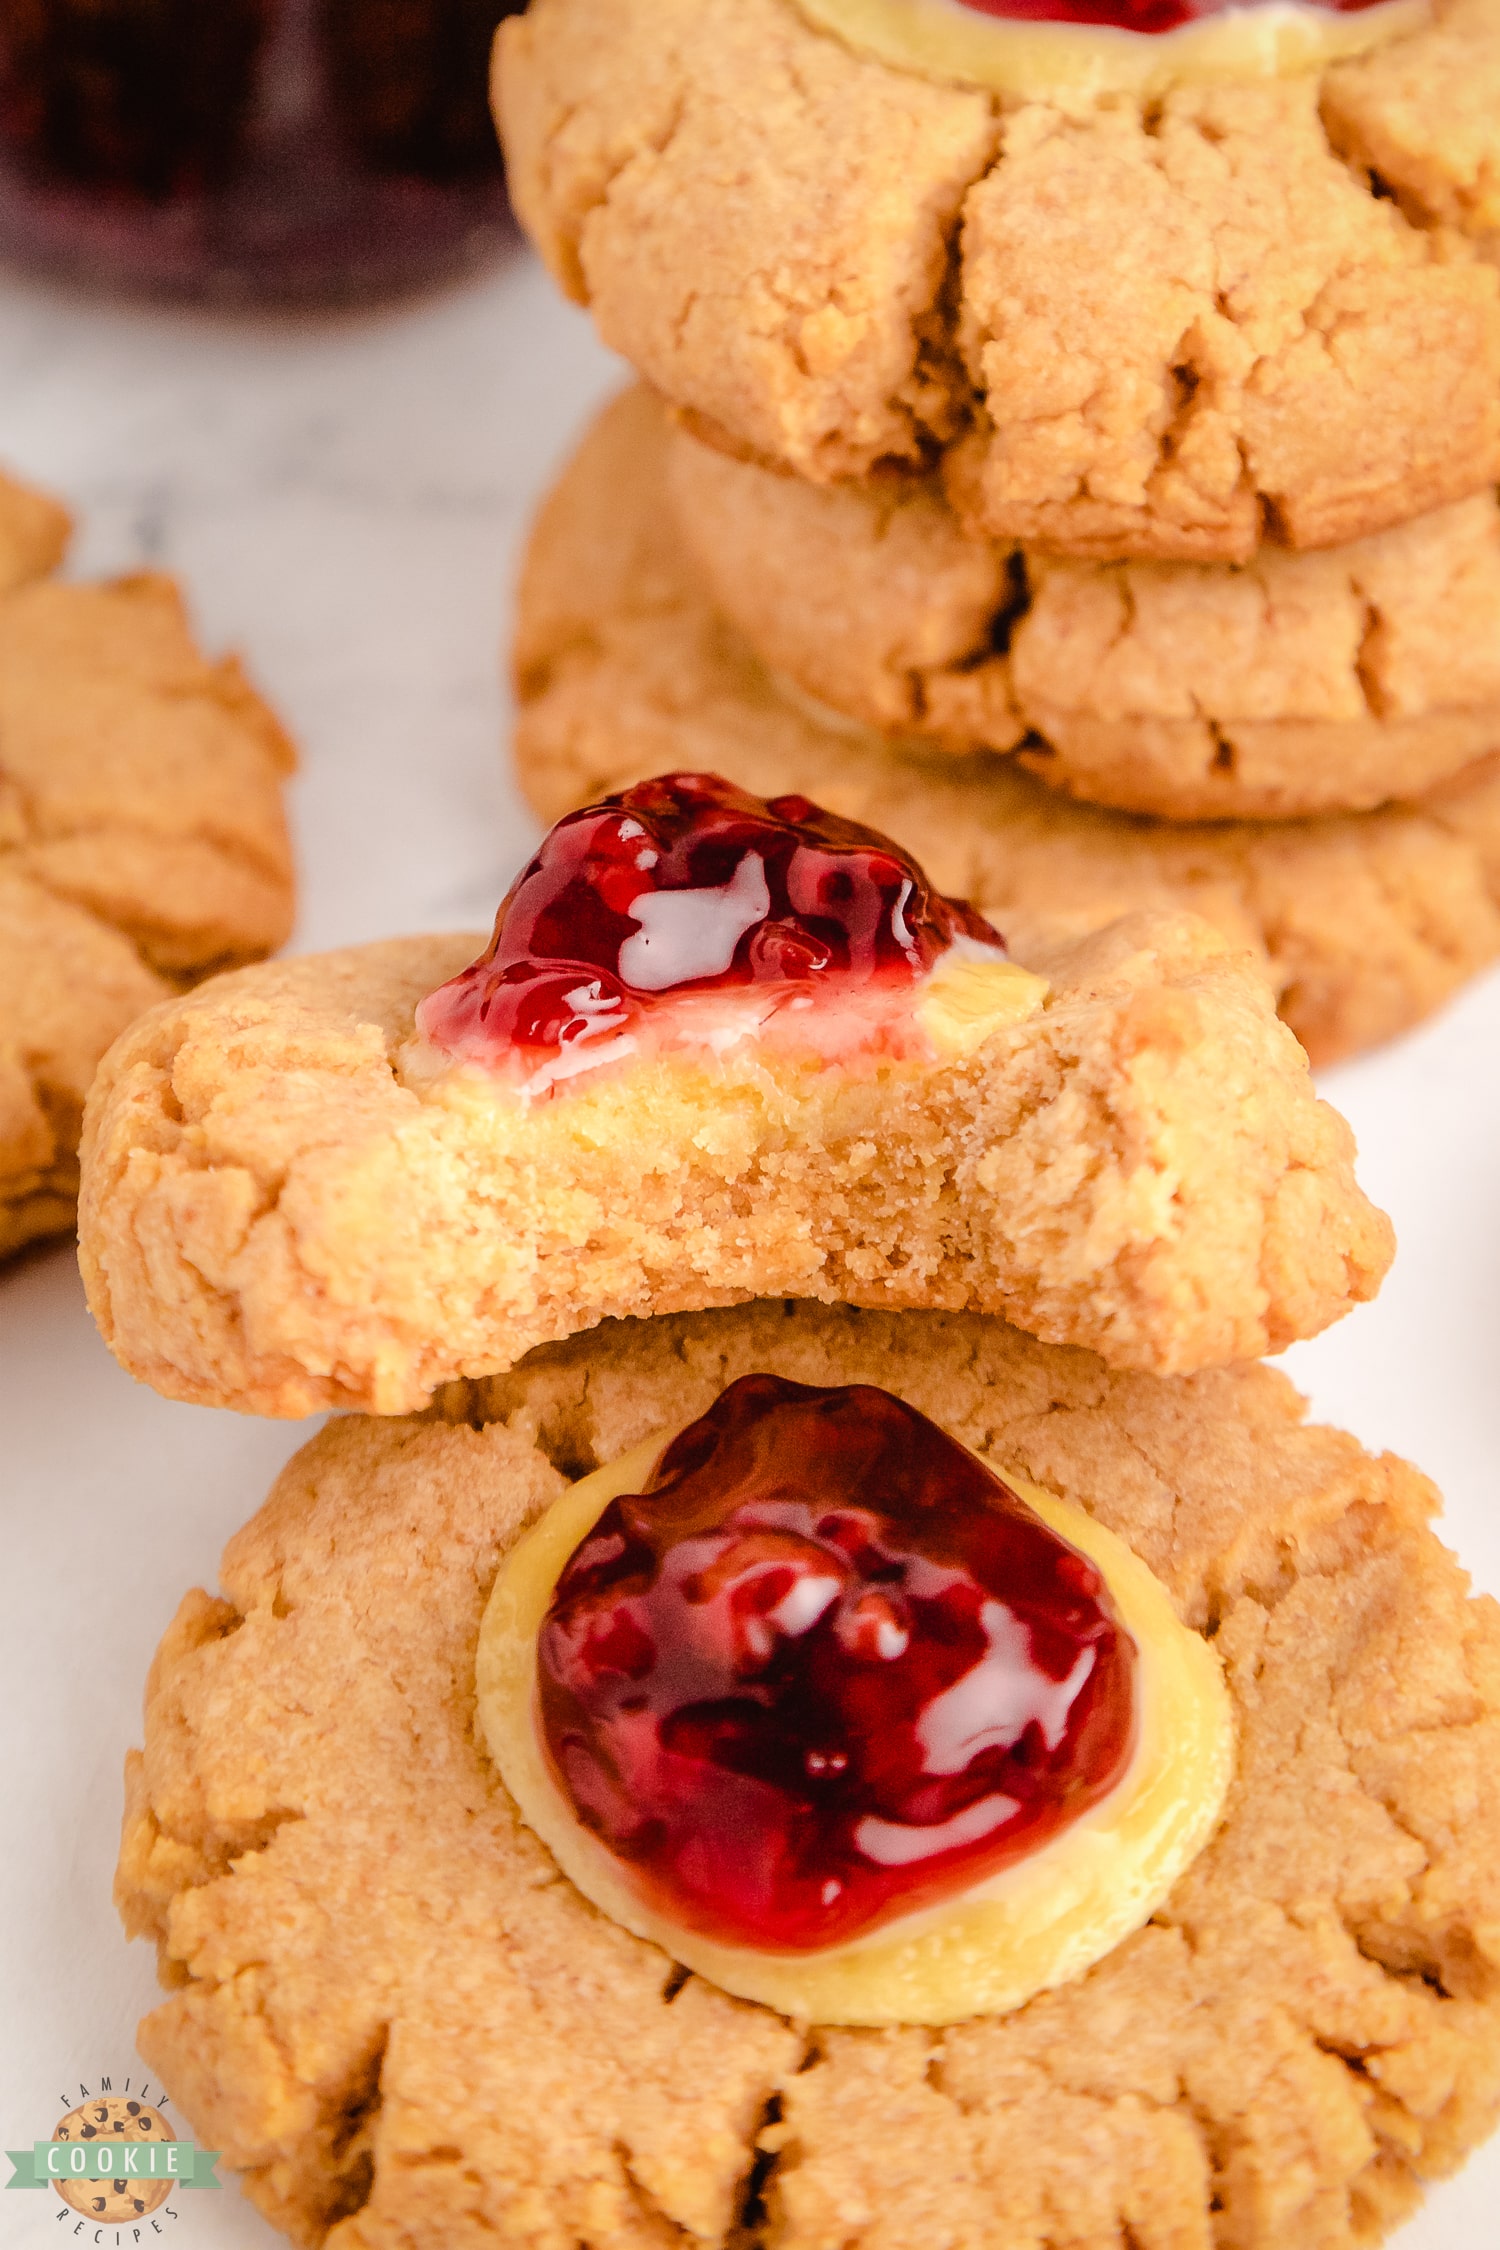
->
[117,1301,1500,2250]
[77,858,1391,1413]
[669,405,1500,821]
[497,0,1500,560]
[0,522,297,1260]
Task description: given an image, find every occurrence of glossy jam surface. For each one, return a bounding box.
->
[951,0,1385,28]
[536,1376,1137,1952]
[416,771,1004,1087]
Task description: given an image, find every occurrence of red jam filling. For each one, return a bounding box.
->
[416,771,1004,1085]
[537,1376,1138,1952]
[949,0,1388,31]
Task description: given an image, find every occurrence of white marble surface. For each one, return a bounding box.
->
[1,249,1498,2250]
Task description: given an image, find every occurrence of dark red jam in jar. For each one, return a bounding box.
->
[951,0,1388,29]
[418,771,1005,1081]
[0,0,519,302]
[537,1376,1138,1952]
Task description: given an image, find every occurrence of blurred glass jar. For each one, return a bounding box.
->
[0,0,523,301]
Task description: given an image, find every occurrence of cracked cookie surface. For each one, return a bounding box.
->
[515,385,1500,1066]
[669,403,1500,821]
[117,1300,1500,2250]
[76,889,1390,1415]
[496,0,1500,560]
[0,520,297,1260]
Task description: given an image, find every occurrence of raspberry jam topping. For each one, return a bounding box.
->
[416,771,1004,1090]
[951,0,1386,28]
[537,1376,1138,1952]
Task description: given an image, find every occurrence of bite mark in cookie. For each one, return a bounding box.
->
[79,778,1391,1415]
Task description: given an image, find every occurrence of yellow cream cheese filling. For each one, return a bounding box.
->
[794,0,1429,99]
[477,1424,1234,2027]
[917,949,1049,1057]
[404,948,1048,1099]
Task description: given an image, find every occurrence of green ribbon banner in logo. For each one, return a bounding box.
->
[5,2141,221,2189]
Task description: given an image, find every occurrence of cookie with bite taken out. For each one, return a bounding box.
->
[77,767,1390,1416]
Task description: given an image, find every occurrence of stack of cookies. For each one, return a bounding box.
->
[495,0,1500,1064]
[60,4,1500,2243]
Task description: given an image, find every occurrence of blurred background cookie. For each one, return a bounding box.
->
[0,475,296,1260]
[513,387,1500,1070]
[668,411,1500,823]
[50,2095,174,2222]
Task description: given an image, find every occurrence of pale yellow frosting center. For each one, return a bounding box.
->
[794,0,1429,100]
[477,1422,1234,2026]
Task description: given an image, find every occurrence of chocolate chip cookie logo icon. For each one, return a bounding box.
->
[5,2075,219,2235]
